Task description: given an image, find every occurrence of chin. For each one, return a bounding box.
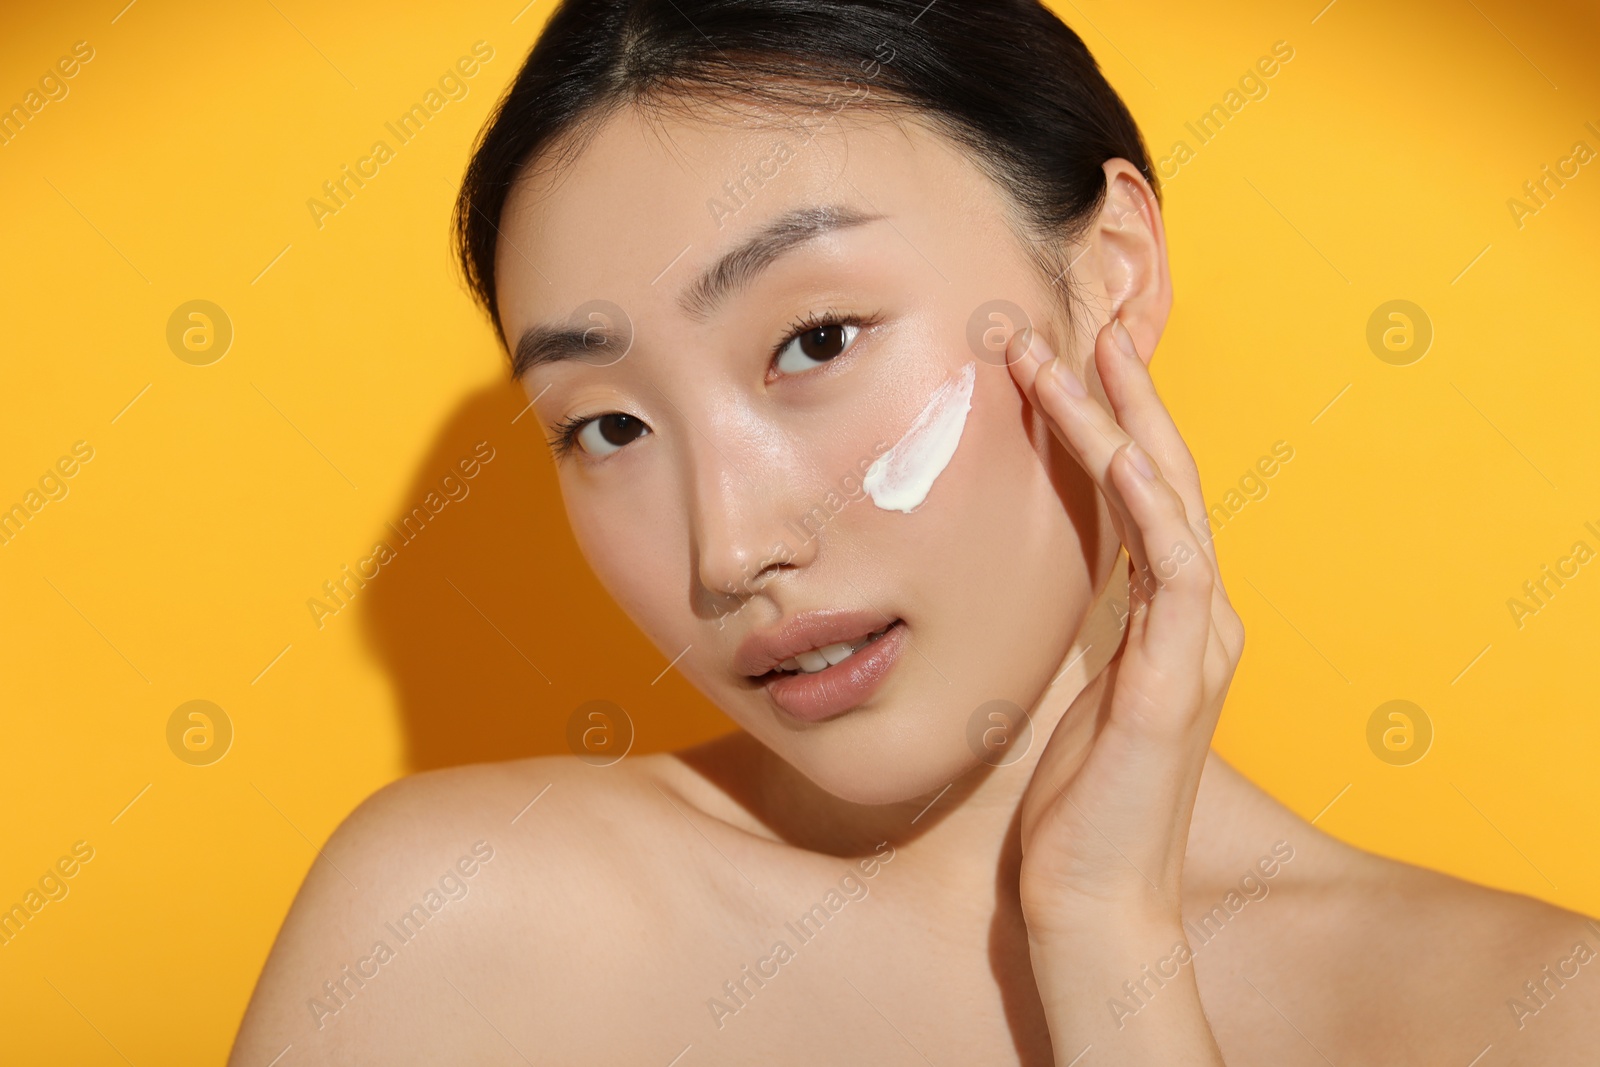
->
[740,662,1029,807]
[789,728,985,808]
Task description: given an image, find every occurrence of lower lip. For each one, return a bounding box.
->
[761,621,908,723]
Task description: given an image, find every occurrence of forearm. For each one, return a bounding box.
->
[1028,913,1226,1066]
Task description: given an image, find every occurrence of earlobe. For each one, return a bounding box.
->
[1093,160,1171,365]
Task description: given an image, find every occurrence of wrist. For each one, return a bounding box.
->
[1020,884,1181,950]
[1027,915,1218,1064]
[1026,911,1189,979]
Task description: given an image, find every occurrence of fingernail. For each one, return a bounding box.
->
[1024,326,1055,368]
[1112,318,1139,360]
[1122,440,1156,480]
[1009,325,1038,367]
[1048,357,1087,398]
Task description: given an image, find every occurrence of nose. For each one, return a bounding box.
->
[688,436,817,608]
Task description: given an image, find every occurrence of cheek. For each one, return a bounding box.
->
[800,365,935,497]
[561,474,685,636]
[883,366,1074,553]
[823,358,1089,604]
[888,370,1087,690]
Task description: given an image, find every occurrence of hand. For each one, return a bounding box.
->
[1006,315,1244,1062]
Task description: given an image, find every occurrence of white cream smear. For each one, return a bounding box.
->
[863,361,976,513]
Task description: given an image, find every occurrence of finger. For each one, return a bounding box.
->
[1006,324,1045,399]
[1092,320,1244,653]
[1115,448,1243,730]
[1009,326,1221,653]
[1014,328,1138,498]
[1110,447,1213,678]
[1094,319,1215,570]
[1007,326,1146,570]
[1016,332,1159,589]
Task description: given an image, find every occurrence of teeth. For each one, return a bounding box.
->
[773,624,894,674]
[795,649,829,672]
[819,642,854,666]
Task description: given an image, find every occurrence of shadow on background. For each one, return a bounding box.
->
[361,376,732,771]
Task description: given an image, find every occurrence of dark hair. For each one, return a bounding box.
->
[454,0,1158,345]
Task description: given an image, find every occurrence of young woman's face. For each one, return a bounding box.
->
[497,102,1113,804]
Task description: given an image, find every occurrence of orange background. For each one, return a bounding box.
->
[1,0,1596,1061]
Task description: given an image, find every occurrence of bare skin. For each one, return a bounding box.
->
[227,750,1597,1065]
[230,100,1598,1064]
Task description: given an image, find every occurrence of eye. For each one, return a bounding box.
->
[774,319,862,376]
[557,412,651,458]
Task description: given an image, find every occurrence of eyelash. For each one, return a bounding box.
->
[547,308,881,460]
[547,413,593,461]
[768,307,881,370]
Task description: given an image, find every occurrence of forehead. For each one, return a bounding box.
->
[493,100,1010,337]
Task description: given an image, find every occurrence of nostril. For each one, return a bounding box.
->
[744,547,797,589]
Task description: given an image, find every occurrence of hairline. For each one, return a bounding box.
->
[492,82,1099,352]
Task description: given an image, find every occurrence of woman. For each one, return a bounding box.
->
[230,1,1597,1062]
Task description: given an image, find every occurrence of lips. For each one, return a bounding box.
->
[736,609,896,677]
[736,609,908,723]
[772,621,893,674]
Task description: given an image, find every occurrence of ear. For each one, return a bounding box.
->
[1084,159,1171,365]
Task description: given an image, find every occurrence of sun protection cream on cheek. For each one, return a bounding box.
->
[863,361,976,513]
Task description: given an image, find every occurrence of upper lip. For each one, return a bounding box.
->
[735,608,898,677]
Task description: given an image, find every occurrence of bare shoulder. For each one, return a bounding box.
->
[1321,846,1599,1063]
[1189,754,1599,1064]
[227,751,736,1066]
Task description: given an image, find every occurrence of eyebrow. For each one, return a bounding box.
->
[510,203,883,379]
[678,203,883,320]
[510,311,628,380]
